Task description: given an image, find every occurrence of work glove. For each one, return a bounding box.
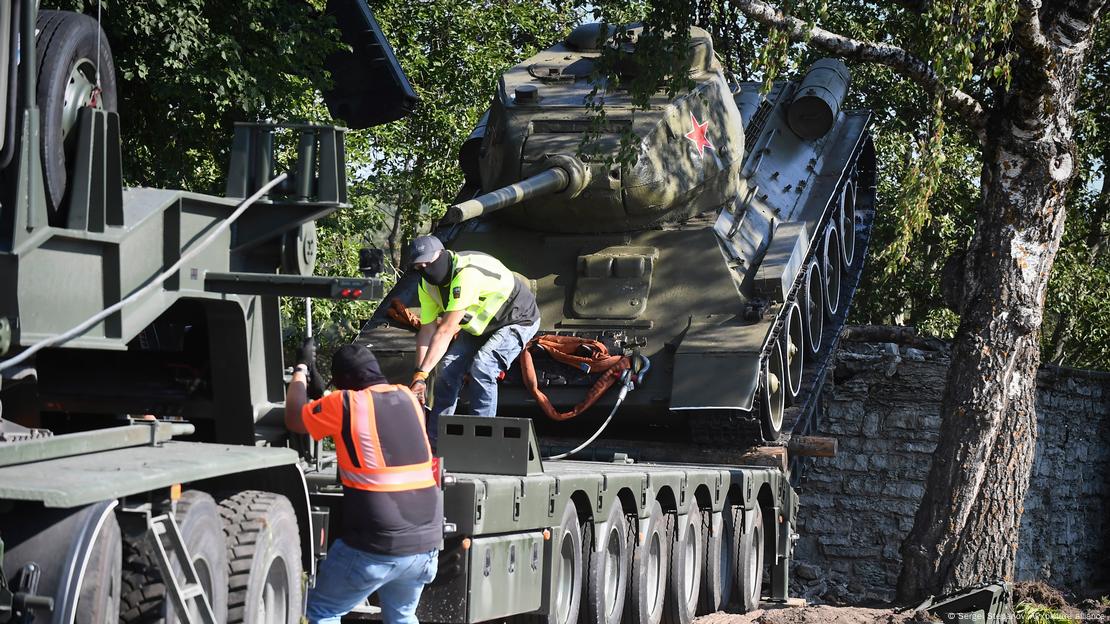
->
[297,337,326,400]
[411,370,429,405]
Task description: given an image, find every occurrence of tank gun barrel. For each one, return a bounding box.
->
[445,167,570,224]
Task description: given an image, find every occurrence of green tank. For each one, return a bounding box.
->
[362,23,877,447]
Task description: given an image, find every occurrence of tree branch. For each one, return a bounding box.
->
[1015,0,1053,65]
[735,0,987,131]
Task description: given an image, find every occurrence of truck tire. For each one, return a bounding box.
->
[584,502,631,624]
[219,491,303,624]
[34,10,117,219]
[624,500,670,624]
[662,501,702,624]
[120,491,230,623]
[547,499,584,624]
[75,511,122,624]
[731,505,764,613]
[697,507,732,615]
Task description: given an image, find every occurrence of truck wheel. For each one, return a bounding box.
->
[625,500,670,624]
[662,501,702,624]
[697,507,732,615]
[219,491,303,624]
[584,503,631,624]
[75,511,122,624]
[731,505,764,613]
[120,491,230,623]
[34,10,117,219]
[548,499,584,624]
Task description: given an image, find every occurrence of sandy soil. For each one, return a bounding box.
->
[694,605,938,624]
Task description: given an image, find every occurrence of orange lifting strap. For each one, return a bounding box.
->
[519,335,630,422]
[387,298,422,330]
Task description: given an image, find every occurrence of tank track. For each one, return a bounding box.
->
[690,163,876,450]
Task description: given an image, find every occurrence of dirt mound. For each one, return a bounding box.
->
[695,606,938,624]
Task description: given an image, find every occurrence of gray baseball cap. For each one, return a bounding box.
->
[409,235,445,266]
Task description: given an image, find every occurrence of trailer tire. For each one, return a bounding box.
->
[625,500,670,624]
[697,507,732,615]
[545,500,584,624]
[120,491,229,624]
[219,490,303,624]
[34,10,117,220]
[75,511,122,624]
[731,505,764,613]
[663,502,702,624]
[584,503,631,624]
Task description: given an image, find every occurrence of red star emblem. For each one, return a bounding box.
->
[684,113,714,157]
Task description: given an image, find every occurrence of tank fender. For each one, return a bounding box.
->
[754,221,809,303]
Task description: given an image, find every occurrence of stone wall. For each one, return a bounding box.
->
[790,340,1110,604]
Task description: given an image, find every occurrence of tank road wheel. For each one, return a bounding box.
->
[545,499,585,624]
[120,491,230,624]
[697,506,733,615]
[821,223,842,318]
[76,511,123,624]
[802,258,824,357]
[731,506,765,613]
[662,501,703,624]
[219,491,303,624]
[584,503,631,624]
[626,500,672,624]
[758,344,786,442]
[34,10,118,219]
[782,301,804,404]
[838,179,857,269]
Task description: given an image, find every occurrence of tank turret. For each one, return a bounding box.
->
[457,23,747,233]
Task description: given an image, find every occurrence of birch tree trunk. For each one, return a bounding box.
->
[896,2,1102,599]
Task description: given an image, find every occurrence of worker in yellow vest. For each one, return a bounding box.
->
[407,235,540,442]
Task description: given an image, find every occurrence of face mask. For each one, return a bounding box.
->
[418,252,452,286]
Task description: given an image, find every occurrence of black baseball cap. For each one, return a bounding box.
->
[409,235,445,266]
[331,344,387,390]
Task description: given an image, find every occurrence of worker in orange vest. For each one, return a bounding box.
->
[285,341,442,624]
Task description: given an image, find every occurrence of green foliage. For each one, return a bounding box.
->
[1015,601,1075,624]
[51,0,340,193]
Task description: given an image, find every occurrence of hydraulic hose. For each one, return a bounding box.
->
[0,173,289,373]
[544,354,651,461]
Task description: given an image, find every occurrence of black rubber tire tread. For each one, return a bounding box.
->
[625,500,671,624]
[662,502,702,624]
[219,490,303,624]
[583,503,632,624]
[119,491,230,624]
[75,510,122,624]
[697,507,732,615]
[34,10,117,219]
[731,506,764,613]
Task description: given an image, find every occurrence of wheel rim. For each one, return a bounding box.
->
[647,530,662,610]
[823,224,841,317]
[762,346,785,435]
[839,180,856,268]
[604,527,621,618]
[784,302,803,398]
[804,259,823,356]
[257,556,289,624]
[683,524,696,603]
[62,57,101,141]
[556,534,575,624]
[745,526,759,603]
[719,517,732,600]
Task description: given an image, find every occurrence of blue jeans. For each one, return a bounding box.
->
[306,539,438,624]
[429,320,540,439]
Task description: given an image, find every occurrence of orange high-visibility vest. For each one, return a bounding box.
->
[304,384,435,492]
